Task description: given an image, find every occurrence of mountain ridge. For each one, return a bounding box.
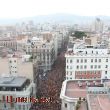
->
[0,13,110,25]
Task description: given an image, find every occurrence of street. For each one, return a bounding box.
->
[34,51,66,110]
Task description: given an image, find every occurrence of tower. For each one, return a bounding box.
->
[94,18,103,33]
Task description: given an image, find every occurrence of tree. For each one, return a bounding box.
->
[83,98,86,102]
[73,31,87,38]
[79,97,81,101]
[76,103,80,110]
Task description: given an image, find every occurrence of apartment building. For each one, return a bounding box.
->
[65,41,110,81]
[0,76,36,110]
[25,32,57,72]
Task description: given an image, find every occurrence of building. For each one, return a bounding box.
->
[0,37,17,51]
[60,79,110,110]
[84,36,98,46]
[16,35,29,51]
[8,55,18,76]
[0,76,36,110]
[65,41,110,81]
[0,56,35,82]
[94,18,104,33]
[25,32,57,72]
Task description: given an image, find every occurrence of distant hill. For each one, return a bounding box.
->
[0,13,110,25]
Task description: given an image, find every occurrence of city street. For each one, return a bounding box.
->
[35,51,66,110]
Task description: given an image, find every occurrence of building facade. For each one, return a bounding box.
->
[25,33,57,72]
[65,42,110,81]
[0,37,17,51]
[0,76,36,110]
[60,79,110,110]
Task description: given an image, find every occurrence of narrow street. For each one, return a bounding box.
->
[35,51,66,110]
[39,51,65,110]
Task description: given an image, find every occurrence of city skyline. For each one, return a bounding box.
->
[0,0,110,18]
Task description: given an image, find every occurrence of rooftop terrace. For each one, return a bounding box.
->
[65,80,101,98]
[88,94,110,110]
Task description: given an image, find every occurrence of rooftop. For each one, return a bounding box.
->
[0,76,27,87]
[65,80,101,98]
[88,94,110,110]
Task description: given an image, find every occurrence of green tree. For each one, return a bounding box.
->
[76,103,80,110]
[73,31,87,38]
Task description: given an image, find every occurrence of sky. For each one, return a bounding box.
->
[0,0,110,18]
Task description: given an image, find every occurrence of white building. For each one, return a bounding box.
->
[0,76,36,110]
[60,79,110,110]
[25,32,57,72]
[9,56,18,76]
[65,42,110,81]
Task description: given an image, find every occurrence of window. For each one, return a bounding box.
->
[77,65,79,69]
[67,66,68,69]
[84,65,87,69]
[81,59,83,63]
[106,59,108,62]
[70,72,72,75]
[84,59,87,63]
[10,60,12,63]
[66,72,68,75]
[99,59,101,62]
[105,76,107,79]
[95,59,97,62]
[14,60,16,63]
[70,59,72,63]
[91,59,93,62]
[91,65,93,69]
[105,71,107,74]
[98,65,101,68]
[105,65,108,68]
[77,59,79,63]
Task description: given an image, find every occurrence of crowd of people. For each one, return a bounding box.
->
[34,51,66,110]
[30,39,68,110]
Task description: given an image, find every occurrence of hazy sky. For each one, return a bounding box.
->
[0,0,110,18]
